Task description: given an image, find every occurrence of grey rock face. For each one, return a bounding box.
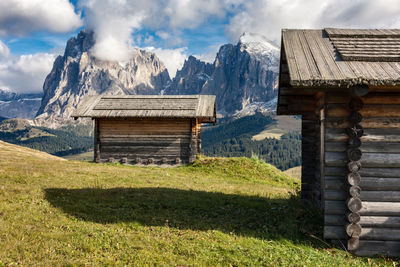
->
[35,30,170,127]
[0,89,42,119]
[166,32,280,115]
[36,31,279,126]
[167,56,214,95]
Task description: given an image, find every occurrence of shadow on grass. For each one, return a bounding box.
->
[44,187,323,244]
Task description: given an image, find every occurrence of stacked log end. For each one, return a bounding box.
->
[346,97,364,251]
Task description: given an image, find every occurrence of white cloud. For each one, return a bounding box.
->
[194,44,221,63]
[3,0,400,95]
[317,0,400,28]
[0,41,10,58]
[0,0,82,36]
[79,0,400,73]
[226,0,400,42]
[81,0,147,62]
[145,46,188,77]
[79,0,237,63]
[164,0,225,29]
[0,44,56,93]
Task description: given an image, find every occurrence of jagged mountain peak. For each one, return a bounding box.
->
[165,32,280,115]
[64,29,95,59]
[238,32,280,73]
[239,32,279,51]
[32,29,280,127]
[35,29,170,127]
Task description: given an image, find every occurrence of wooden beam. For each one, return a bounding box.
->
[189,119,197,163]
[94,119,100,163]
[355,240,400,257]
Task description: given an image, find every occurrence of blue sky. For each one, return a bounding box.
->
[3,6,230,57]
[1,0,400,93]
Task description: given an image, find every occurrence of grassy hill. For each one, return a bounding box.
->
[0,119,93,156]
[252,115,301,140]
[0,141,394,266]
[284,166,302,180]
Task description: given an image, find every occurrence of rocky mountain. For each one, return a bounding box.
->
[31,30,279,127]
[166,56,214,95]
[35,30,170,127]
[0,89,42,119]
[165,32,280,115]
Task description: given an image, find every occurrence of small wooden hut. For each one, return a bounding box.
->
[72,95,216,165]
[277,28,400,256]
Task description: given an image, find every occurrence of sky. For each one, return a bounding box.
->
[1,0,400,94]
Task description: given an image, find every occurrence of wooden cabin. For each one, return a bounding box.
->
[277,28,400,257]
[72,95,216,165]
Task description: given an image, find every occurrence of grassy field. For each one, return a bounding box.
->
[0,140,397,266]
[63,150,94,161]
[284,166,302,180]
[252,115,301,141]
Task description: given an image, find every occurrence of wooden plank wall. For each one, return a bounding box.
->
[97,118,195,165]
[278,47,323,206]
[280,55,323,205]
[323,91,400,256]
[301,102,324,206]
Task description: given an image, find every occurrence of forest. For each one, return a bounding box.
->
[202,114,301,170]
[0,123,93,156]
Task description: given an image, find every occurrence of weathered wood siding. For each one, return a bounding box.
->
[279,47,323,206]
[323,90,400,256]
[97,118,197,164]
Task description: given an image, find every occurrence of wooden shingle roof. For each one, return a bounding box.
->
[281,28,400,87]
[72,95,216,123]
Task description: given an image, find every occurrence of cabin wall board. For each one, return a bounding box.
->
[97,118,198,164]
[323,90,400,255]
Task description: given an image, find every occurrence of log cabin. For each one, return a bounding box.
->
[277,28,400,257]
[72,95,216,165]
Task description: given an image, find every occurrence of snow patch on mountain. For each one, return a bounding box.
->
[239,32,280,72]
[233,97,278,118]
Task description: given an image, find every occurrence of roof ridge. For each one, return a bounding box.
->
[325,28,400,39]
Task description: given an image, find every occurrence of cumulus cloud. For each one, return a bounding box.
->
[79,0,238,63]
[146,46,188,77]
[3,0,400,93]
[226,0,400,42]
[0,0,82,36]
[164,0,225,29]
[79,0,400,71]
[81,0,147,62]
[0,41,10,58]
[318,0,400,28]
[0,44,56,93]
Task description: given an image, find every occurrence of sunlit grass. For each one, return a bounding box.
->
[0,141,397,266]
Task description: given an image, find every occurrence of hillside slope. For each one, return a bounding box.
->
[0,119,93,156]
[0,142,392,266]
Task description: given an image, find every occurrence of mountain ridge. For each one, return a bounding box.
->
[34,29,170,127]
[6,30,280,127]
[166,32,280,115]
